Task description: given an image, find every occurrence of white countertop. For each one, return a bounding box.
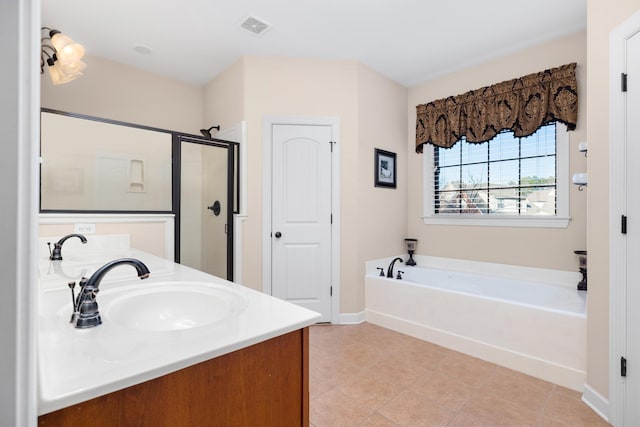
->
[37,245,321,415]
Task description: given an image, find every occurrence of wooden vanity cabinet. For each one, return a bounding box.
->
[38,328,310,427]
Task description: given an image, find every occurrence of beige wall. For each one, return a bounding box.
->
[202,57,409,312]
[41,54,203,134]
[407,32,588,272]
[357,63,408,309]
[586,0,640,399]
[242,57,360,311]
[39,222,167,258]
[202,58,245,131]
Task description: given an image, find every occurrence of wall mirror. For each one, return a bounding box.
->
[41,110,173,212]
[40,109,238,281]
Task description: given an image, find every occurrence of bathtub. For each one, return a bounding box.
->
[365,256,586,390]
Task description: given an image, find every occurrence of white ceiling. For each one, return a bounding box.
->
[42,0,587,87]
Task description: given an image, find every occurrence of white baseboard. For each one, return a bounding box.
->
[338,311,365,324]
[582,384,610,423]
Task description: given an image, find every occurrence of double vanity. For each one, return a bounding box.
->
[37,235,320,426]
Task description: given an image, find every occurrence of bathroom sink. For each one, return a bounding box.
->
[100,281,247,331]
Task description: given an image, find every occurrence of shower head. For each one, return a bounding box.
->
[200,125,220,139]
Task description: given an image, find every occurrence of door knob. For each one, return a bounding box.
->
[274,231,282,238]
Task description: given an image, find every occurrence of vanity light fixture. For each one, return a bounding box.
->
[200,125,221,139]
[40,27,86,85]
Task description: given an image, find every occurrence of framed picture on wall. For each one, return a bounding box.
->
[374,148,397,188]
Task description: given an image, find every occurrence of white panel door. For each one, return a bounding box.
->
[271,124,332,321]
[626,29,640,427]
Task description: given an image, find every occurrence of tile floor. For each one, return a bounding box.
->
[309,322,611,427]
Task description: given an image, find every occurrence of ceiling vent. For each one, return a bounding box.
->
[240,16,272,36]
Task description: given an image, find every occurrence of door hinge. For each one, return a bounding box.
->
[622,73,628,92]
[622,356,627,377]
[330,286,333,296]
[330,213,333,224]
[622,215,628,234]
[329,141,336,152]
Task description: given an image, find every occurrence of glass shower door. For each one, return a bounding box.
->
[179,139,233,280]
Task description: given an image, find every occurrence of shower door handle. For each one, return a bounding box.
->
[207,200,221,216]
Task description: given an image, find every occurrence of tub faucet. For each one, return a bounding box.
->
[387,257,404,278]
[70,258,150,329]
[48,233,87,261]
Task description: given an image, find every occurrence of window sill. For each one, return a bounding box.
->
[421,215,571,228]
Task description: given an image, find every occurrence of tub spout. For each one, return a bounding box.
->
[387,257,403,278]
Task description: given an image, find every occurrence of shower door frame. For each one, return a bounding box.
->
[173,135,238,281]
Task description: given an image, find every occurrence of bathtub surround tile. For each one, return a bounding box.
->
[308,323,611,427]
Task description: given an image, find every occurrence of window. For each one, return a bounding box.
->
[423,122,570,228]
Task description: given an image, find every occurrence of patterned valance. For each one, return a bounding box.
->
[415,63,578,152]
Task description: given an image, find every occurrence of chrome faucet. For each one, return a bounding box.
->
[48,233,87,260]
[70,258,150,329]
[387,257,404,278]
